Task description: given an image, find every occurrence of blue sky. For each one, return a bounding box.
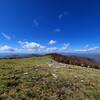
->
[0,0,100,53]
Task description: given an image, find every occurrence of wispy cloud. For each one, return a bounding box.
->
[61,43,70,50]
[53,28,61,33]
[1,32,11,40]
[75,45,99,52]
[58,11,69,19]
[84,44,89,48]
[33,19,39,27]
[48,40,56,45]
[58,14,63,20]
[45,47,58,53]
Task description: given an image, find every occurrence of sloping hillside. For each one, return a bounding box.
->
[48,53,100,69]
[0,56,100,100]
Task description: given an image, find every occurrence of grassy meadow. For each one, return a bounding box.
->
[0,56,100,100]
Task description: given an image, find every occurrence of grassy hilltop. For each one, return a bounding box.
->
[0,55,100,100]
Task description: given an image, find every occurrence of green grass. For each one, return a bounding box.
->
[0,56,100,100]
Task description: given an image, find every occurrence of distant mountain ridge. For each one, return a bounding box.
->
[62,53,100,62]
[0,52,100,62]
[0,53,40,58]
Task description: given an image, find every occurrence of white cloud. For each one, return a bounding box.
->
[33,19,39,27]
[0,45,16,51]
[1,32,11,40]
[18,41,41,49]
[1,41,99,54]
[18,41,71,53]
[48,40,56,45]
[18,41,58,53]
